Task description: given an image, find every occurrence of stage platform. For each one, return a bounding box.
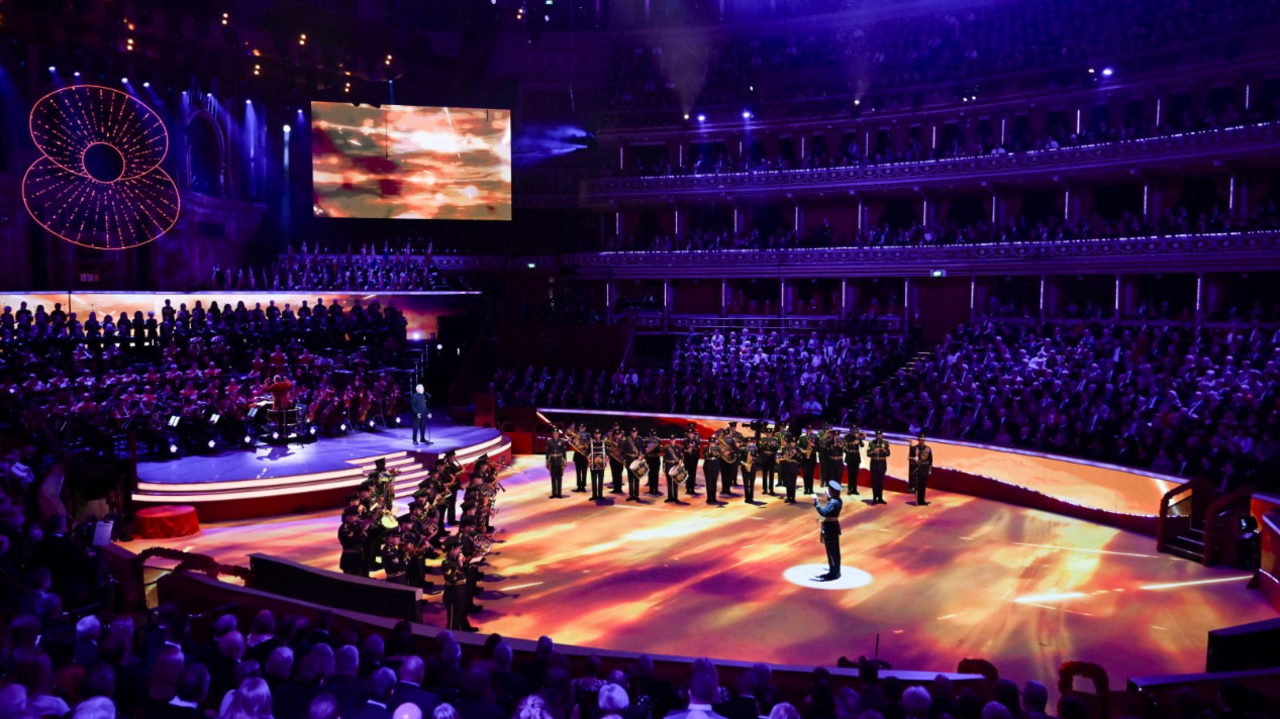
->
[133,424,511,521]
[128,455,1274,697]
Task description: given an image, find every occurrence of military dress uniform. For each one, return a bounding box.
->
[441,543,471,631]
[702,435,722,505]
[682,425,701,496]
[759,431,780,495]
[382,534,409,585]
[814,484,844,580]
[798,431,818,495]
[842,429,864,495]
[821,429,844,493]
[588,432,608,500]
[662,440,683,503]
[607,430,625,494]
[719,427,741,496]
[338,513,368,576]
[778,442,801,503]
[546,433,568,499]
[572,425,590,493]
[741,439,759,504]
[868,433,891,504]
[643,432,663,494]
[623,431,643,501]
[914,438,933,506]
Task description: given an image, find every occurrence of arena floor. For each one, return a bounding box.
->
[131,455,1274,689]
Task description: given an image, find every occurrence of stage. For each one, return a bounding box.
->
[132,424,511,521]
[129,455,1275,691]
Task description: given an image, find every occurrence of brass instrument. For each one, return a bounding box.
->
[605,437,625,464]
[473,534,493,557]
[741,442,756,472]
[717,432,739,463]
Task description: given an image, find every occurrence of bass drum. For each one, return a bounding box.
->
[629,458,650,478]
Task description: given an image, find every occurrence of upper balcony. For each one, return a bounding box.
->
[580,122,1280,207]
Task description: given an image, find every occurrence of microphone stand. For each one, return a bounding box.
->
[422,392,434,446]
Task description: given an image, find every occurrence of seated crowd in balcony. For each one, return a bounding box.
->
[607,0,1279,112]
[0,299,408,454]
[605,201,1280,253]
[207,243,465,293]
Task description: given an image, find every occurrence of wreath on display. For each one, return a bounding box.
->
[23,85,180,250]
[135,546,254,584]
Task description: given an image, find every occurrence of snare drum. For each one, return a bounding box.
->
[629,458,649,478]
[672,464,689,483]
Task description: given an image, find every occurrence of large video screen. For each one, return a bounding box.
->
[310,101,511,221]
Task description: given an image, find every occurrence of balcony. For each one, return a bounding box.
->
[581,123,1280,207]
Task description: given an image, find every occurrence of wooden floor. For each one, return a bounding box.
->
[130,456,1274,690]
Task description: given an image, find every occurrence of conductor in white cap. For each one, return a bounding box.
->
[814,480,843,580]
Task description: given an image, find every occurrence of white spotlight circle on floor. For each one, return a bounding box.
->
[783,564,873,590]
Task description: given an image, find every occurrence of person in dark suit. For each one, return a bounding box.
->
[344,667,396,719]
[662,672,729,719]
[814,481,844,581]
[715,671,761,719]
[392,657,440,718]
[24,514,88,600]
[410,385,429,445]
[327,646,368,714]
[156,663,209,719]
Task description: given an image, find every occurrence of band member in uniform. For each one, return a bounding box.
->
[439,450,463,524]
[441,538,473,632]
[907,435,919,494]
[759,425,780,496]
[842,426,864,495]
[682,423,701,496]
[606,429,625,495]
[644,428,663,495]
[571,423,590,493]
[382,531,409,585]
[410,384,429,445]
[702,431,722,505]
[397,514,427,589]
[798,427,818,495]
[813,481,844,581]
[546,428,568,499]
[914,433,932,506]
[588,428,607,500]
[868,429,891,505]
[662,434,683,504]
[719,422,741,496]
[338,508,368,576]
[778,437,801,504]
[623,427,643,502]
[740,436,758,504]
[821,427,843,495]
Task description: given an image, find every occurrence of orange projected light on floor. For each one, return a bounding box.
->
[135,457,1273,689]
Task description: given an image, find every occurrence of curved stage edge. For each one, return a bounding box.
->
[131,426,512,522]
[536,408,1178,536]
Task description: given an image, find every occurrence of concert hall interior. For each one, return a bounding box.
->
[4,2,1280,719]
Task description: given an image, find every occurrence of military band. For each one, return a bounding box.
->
[545,428,568,499]
[868,429,890,504]
[913,433,932,506]
[741,435,758,504]
[606,427,625,494]
[571,423,590,493]
[588,428,608,500]
[814,481,844,581]
[662,436,684,503]
[644,428,663,495]
[798,427,818,495]
[682,423,701,496]
[759,426,780,496]
[778,438,801,503]
[842,426,864,495]
[623,427,643,502]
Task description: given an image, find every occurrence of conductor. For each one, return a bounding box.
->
[410,384,429,445]
[813,481,843,581]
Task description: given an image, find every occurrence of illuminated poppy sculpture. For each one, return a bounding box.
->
[23,85,180,250]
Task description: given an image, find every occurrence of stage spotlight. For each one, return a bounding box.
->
[48,66,56,72]
[395,417,402,426]
[142,82,150,88]
[246,99,252,105]
[683,113,690,120]
[168,443,179,454]
[122,77,129,84]
[1101,67,1114,77]
[309,426,318,436]
[340,423,348,432]
[696,114,706,122]
[742,110,752,120]
[73,72,81,77]
[272,431,280,440]
[368,420,376,428]
[242,435,252,445]
[207,439,216,449]
[436,343,444,351]
[283,125,291,134]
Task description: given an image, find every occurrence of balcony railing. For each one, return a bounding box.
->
[581,122,1280,205]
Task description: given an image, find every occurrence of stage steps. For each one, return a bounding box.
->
[1166,521,1208,563]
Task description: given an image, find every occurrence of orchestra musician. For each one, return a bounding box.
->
[588,427,607,500]
[778,436,800,504]
[264,373,294,436]
[545,428,568,499]
[842,426,864,495]
[913,433,932,506]
[868,429,891,505]
[662,434,683,504]
[682,423,701,496]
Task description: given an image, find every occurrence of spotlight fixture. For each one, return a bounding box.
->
[121,77,129,83]
[272,431,280,440]
[207,439,216,449]
[283,125,291,133]
[169,443,179,454]
[368,420,376,428]
[340,423,348,432]
[742,110,752,120]
[1101,67,1114,77]
[395,417,402,425]
[73,72,81,77]
[142,82,150,88]
[242,435,252,445]
[48,66,56,72]
[697,114,706,122]
[309,426,318,436]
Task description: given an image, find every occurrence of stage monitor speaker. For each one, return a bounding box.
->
[475,392,496,428]
[1207,616,1280,672]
